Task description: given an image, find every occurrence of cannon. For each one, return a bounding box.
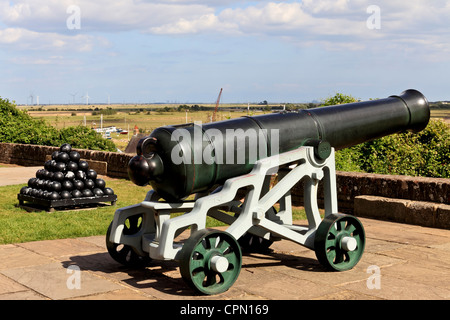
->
[107,89,430,295]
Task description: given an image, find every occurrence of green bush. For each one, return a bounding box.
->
[0,97,116,151]
[57,126,116,151]
[336,120,450,178]
[320,93,449,178]
[320,93,358,106]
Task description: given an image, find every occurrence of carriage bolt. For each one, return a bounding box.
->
[341,236,357,252]
[210,255,229,273]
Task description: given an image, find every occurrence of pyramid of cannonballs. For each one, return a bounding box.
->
[19,143,115,208]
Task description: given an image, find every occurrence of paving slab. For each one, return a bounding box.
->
[0,217,448,303]
[2,165,450,305]
[0,166,41,186]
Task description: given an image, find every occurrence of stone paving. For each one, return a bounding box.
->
[1,217,450,301]
[1,164,450,302]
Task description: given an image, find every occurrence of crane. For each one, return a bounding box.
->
[212,88,223,122]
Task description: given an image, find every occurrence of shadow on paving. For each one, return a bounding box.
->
[61,247,328,298]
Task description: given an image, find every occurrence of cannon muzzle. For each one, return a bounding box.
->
[128,89,430,201]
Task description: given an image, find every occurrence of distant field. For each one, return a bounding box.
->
[431,108,450,123]
[20,104,265,150]
[21,104,449,151]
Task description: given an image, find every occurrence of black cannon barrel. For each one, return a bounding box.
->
[128,89,430,201]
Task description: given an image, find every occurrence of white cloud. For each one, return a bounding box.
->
[1,0,450,55]
[0,27,108,52]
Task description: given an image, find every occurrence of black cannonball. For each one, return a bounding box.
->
[51,181,62,192]
[103,187,114,195]
[67,161,78,172]
[20,186,30,195]
[49,160,57,172]
[73,180,84,190]
[28,177,37,188]
[43,180,52,191]
[64,171,76,181]
[72,189,82,198]
[86,169,97,180]
[42,170,51,180]
[36,169,44,179]
[82,189,93,197]
[47,172,54,180]
[52,151,60,160]
[36,189,44,198]
[49,191,61,201]
[78,160,89,171]
[94,178,105,189]
[53,171,64,182]
[30,189,39,197]
[44,160,53,171]
[55,162,66,172]
[84,179,95,189]
[75,170,86,180]
[36,179,44,189]
[42,190,49,199]
[62,180,74,191]
[93,188,104,197]
[58,152,70,163]
[60,190,72,199]
[69,151,81,162]
[60,143,72,153]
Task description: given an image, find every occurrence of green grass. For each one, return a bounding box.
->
[0,179,149,244]
[0,179,306,245]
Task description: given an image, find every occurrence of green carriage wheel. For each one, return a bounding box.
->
[179,230,242,295]
[314,213,365,271]
[105,214,151,267]
[238,232,273,253]
[236,206,275,253]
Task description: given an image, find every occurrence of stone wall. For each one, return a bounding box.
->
[1,142,449,228]
[291,171,450,229]
[291,171,449,211]
[0,142,133,179]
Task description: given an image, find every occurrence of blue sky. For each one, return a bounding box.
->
[1,0,450,105]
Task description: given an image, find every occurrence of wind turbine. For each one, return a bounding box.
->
[82,92,90,105]
[28,93,34,105]
[69,92,77,104]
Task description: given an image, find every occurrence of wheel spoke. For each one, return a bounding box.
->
[326,248,336,262]
[220,269,235,283]
[328,226,337,237]
[192,270,206,284]
[346,223,356,234]
[194,243,208,256]
[217,239,231,254]
[334,250,345,264]
[190,258,205,270]
[203,273,218,287]
[224,252,239,268]
[347,249,359,262]
[325,238,336,249]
